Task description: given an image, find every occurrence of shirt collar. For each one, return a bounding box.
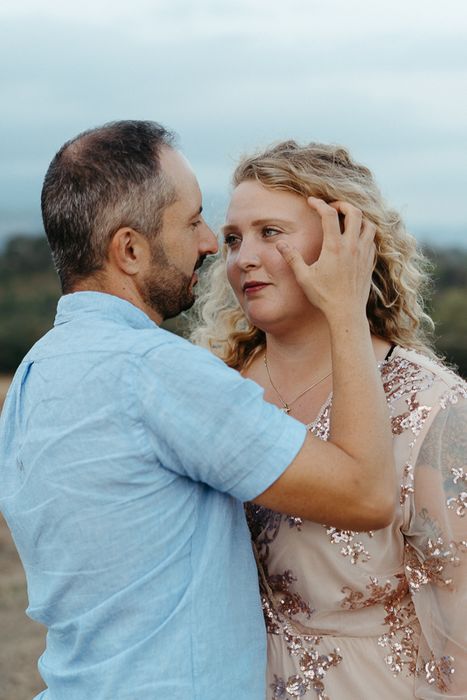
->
[54,292,158,330]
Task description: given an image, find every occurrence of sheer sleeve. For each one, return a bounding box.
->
[404,394,467,698]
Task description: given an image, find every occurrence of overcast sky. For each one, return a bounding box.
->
[1,0,466,246]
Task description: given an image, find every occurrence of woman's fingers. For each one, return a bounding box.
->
[307,197,368,250]
[283,196,378,314]
[306,197,341,249]
[276,241,308,285]
[360,217,377,242]
[328,201,363,241]
[359,219,377,267]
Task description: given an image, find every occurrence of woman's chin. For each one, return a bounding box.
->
[243,312,285,334]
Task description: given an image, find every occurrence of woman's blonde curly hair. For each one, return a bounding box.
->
[191,140,435,370]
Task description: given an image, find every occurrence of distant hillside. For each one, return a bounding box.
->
[0,234,466,377]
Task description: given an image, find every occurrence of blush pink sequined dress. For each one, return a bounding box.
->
[246,348,467,699]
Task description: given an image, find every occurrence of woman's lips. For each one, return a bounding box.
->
[243,282,270,295]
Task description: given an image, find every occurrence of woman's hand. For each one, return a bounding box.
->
[276,197,376,322]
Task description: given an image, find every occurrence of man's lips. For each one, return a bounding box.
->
[242,281,271,294]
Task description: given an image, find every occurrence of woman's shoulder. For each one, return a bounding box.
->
[381,345,467,409]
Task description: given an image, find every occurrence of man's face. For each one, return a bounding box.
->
[140,148,218,320]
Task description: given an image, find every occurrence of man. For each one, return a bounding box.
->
[0,121,394,699]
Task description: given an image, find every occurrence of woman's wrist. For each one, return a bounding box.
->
[325,307,369,332]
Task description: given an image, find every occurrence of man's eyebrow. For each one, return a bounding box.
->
[189,206,203,220]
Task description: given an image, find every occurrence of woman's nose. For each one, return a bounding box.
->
[235,239,261,270]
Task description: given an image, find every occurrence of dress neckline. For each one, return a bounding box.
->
[305,346,400,431]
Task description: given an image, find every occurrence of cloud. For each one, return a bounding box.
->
[0,0,466,242]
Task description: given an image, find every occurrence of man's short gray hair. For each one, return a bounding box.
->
[41,120,177,292]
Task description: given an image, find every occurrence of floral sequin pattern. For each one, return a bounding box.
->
[245,504,315,635]
[380,357,434,446]
[405,532,467,592]
[307,400,331,441]
[421,653,455,692]
[246,502,282,546]
[342,573,419,677]
[270,628,342,700]
[447,466,467,518]
[439,382,467,409]
[246,351,467,698]
[380,357,435,406]
[323,526,374,565]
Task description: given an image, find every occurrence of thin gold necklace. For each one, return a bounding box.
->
[263,353,332,415]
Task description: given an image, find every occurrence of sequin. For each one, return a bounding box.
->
[269,570,315,621]
[422,653,455,691]
[323,526,373,564]
[246,503,282,548]
[307,400,332,441]
[404,538,467,592]
[341,572,419,678]
[391,403,431,439]
[287,516,304,531]
[381,357,435,406]
[270,630,342,700]
[451,466,467,485]
[447,491,467,517]
[400,462,415,505]
[439,382,467,409]
[380,357,435,450]
[285,674,307,697]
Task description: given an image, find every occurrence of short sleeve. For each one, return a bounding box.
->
[138,338,307,502]
[403,396,467,698]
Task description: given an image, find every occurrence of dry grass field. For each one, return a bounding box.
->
[0,377,46,700]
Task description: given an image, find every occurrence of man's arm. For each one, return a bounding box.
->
[253,199,396,530]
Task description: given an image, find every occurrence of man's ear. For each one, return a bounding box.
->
[108,228,150,275]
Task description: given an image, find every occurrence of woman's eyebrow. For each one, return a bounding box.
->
[250,218,294,227]
[221,224,239,236]
[222,218,293,234]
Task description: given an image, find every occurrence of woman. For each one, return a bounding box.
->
[192,141,467,699]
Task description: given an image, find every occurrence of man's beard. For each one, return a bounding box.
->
[140,239,202,320]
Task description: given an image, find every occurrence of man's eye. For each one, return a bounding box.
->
[191,220,201,229]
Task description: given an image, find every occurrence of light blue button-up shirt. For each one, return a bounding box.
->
[0,292,306,700]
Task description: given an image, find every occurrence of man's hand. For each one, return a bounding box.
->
[276,197,376,319]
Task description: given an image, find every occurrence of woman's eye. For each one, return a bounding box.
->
[263,227,281,238]
[191,220,201,229]
[224,234,240,247]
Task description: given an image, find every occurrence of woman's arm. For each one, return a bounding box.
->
[253,199,396,530]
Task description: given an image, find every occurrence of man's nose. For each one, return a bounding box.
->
[200,223,219,256]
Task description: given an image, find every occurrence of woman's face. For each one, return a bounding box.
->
[224,180,324,332]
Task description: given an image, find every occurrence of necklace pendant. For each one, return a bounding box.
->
[282,405,291,414]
